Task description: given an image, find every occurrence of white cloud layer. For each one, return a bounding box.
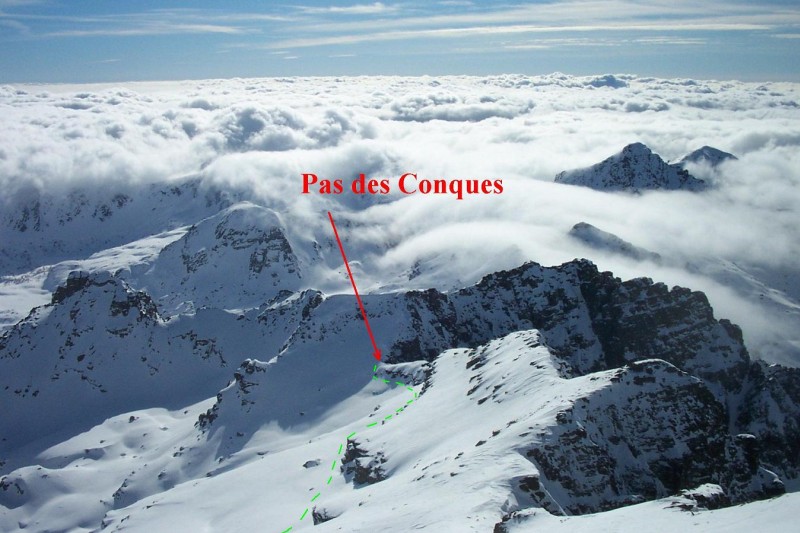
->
[0,73,799,363]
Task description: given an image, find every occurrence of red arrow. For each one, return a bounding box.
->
[328,211,381,361]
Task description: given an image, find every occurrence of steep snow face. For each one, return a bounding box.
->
[555,143,708,192]
[675,146,738,168]
[136,202,305,314]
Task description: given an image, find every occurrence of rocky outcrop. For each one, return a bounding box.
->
[384,260,748,390]
[341,439,387,486]
[522,359,782,514]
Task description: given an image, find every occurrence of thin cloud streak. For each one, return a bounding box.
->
[282,1,796,34]
[45,23,251,38]
[266,22,771,49]
[295,2,399,15]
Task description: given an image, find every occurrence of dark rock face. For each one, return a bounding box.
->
[573,263,751,389]
[312,507,338,525]
[51,271,94,304]
[736,363,800,482]
[523,361,731,514]
[386,260,748,388]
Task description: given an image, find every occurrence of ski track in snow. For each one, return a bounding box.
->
[278,364,420,533]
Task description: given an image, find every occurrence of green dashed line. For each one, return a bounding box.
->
[279,368,419,533]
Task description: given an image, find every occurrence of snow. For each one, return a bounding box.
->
[1,74,799,532]
[505,492,798,533]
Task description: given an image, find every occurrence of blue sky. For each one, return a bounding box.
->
[1,0,798,83]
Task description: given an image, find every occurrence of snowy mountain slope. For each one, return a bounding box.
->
[2,254,799,531]
[503,491,799,533]
[1,326,790,532]
[135,202,307,314]
[0,176,238,276]
[139,257,800,500]
[0,198,323,328]
[0,229,188,332]
[0,272,321,465]
[5,257,799,477]
[554,143,708,192]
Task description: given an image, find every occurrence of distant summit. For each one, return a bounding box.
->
[569,222,662,263]
[555,142,708,192]
[674,145,738,168]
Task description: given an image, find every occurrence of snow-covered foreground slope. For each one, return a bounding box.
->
[3,257,799,532]
[2,326,795,532]
[504,491,800,533]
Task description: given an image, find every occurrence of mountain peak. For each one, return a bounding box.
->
[555,142,708,192]
[620,141,651,154]
[675,145,738,168]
